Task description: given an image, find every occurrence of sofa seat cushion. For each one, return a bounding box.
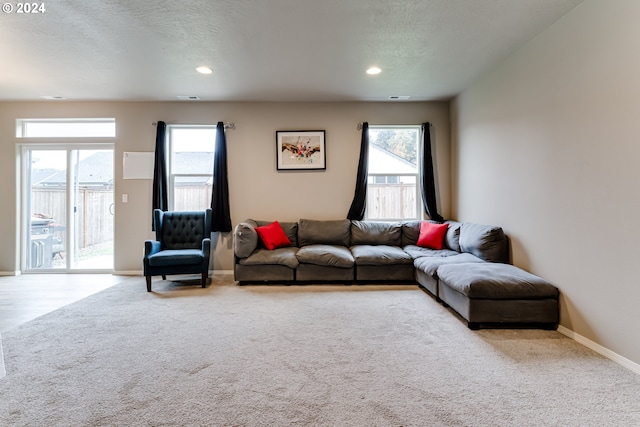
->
[437,263,559,300]
[350,245,413,266]
[414,253,485,278]
[148,249,204,267]
[403,245,459,259]
[296,244,354,268]
[238,247,299,269]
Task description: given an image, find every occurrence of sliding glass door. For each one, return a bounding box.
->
[24,147,114,272]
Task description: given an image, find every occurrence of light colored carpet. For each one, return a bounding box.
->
[1,275,639,426]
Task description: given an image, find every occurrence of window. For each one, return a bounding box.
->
[366,126,421,221]
[167,125,216,211]
[16,118,116,138]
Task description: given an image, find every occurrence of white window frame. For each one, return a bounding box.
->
[16,118,116,273]
[166,125,216,211]
[16,118,116,138]
[365,125,422,222]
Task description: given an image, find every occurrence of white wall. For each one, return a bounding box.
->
[452,0,640,365]
[0,101,450,273]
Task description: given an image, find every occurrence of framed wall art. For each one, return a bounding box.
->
[276,130,326,171]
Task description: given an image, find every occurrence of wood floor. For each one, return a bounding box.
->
[0,274,125,333]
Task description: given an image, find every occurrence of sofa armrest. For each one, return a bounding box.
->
[234,221,259,258]
[144,240,161,258]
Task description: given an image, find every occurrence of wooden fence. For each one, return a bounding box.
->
[31,185,208,250]
[31,188,114,249]
[174,185,212,212]
[366,183,417,220]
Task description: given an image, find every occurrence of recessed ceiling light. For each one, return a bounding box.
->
[41,96,66,100]
[196,66,213,74]
[177,95,200,100]
[366,67,382,75]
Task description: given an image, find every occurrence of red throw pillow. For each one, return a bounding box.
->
[416,221,449,250]
[256,221,291,250]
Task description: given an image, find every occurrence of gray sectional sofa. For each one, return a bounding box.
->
[233,218,559,329]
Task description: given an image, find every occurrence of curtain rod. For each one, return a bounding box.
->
[356,122,431,130]
[152,121,235,130]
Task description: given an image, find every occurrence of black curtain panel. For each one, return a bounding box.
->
[211,121,232,232]
[151,121,168,231]
[420,122,444,222]
[347,122,369,220]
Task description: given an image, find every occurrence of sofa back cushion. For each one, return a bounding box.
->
[255,220,298,247]
[298,219,351,247]
[350,221,402,246]
[401,221,422,246]
[444,220,462,252]
[459,222,510,263]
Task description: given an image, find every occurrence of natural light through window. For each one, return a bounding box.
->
[16,119,116,138]
[366,126,421,221]
[167,125,216,211]
[17,118,115,272]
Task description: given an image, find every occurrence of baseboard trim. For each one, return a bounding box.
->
[3,271,233,277]
[113,270,234,277]
[212,270,234,276]
[557,325,640,375]
[113,270,142,276]
[0,271,20,277]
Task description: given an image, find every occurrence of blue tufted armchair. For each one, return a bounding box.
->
[143,209,212,292]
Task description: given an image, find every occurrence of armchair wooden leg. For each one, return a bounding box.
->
[146,276,152,292]
[201,273,207,288]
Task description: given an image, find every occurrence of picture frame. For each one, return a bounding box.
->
[276,130,326,171]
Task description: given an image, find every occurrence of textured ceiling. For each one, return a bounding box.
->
[0,0,583,102]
